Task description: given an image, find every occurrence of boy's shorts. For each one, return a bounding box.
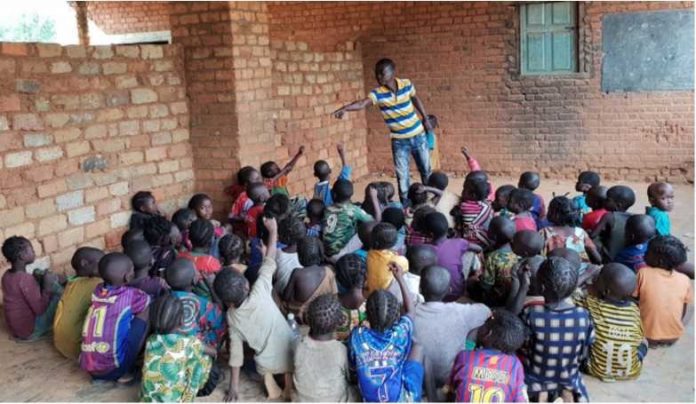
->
[402,360,424,402]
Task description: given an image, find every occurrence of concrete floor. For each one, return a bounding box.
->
[0,175,692,402]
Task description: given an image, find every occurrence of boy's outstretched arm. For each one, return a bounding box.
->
[333,98,372,119]
[460,146,482,172]
[337,143,347,168]
[263,217,278,258]
[411,95,433,131]
[368,185,382,222]
[389,261,414,318]
[275,146,305,180]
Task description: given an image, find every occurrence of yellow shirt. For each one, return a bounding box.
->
[53,276,102,360]
[366,250,409,296]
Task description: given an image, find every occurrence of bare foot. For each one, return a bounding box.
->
[263,373,283,400]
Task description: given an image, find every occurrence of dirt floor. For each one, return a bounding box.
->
[0,175,693,402]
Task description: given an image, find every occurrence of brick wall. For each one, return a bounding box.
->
[269,1,694,183]
[271,40,369,195]
[0,42,193,274]
[77,1,171,35]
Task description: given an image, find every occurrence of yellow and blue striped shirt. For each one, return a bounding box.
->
[368,78,425,139]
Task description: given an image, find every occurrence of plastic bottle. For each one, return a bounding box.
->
[287,313,301,342]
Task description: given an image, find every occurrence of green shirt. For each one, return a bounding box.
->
[322,202,373,257]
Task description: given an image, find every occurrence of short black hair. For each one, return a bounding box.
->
[335,254,366,290]
[307,294,344,336]
[606,185,636,212]
[625,214,656,245]
[466,170,489,183]
[428,171,449,191]
[366,289,400,333]
[214,267,249,307]
[511,230,544,257]
[144,216,174,246]
[131,191,154,212]
[494,184,516,207]
[586,186,608,210]
[408,183,428,206]
[382,207,405,230]
[219,234,244,265]
[481,309,526,354]
[188,193,212,211]
[380,181,396,201]
[306,198,325,219]
[189,219,214,249]
[488,216,516,246]
[420,265,451,301]
[371,222,398,250]
[298,236,323,267]
[171,208,196,232]
[165,258,196,290]
[547,196,579,227]
[98,252,133,285]
[463,177,490,201]
[313,160,330,179]
[125,240,152,271]
[578,171,601,188]
[260,161,280,179]
[358,221,377,248]
[645,235,688,270]
[538,257,578,303]
[121,228,145,251]
[237,166,259,186]
[375,58,395,73]
[71,246,105,276]
[518,171,540,191]
[150,295,183,335]
[508,188,534,212]
[547,248,582,272]
[332,179,354,203]
[2,236,31,263]
[363,184,385,217]
[279,217,306,246]
[265,193,290,219]
[424,212,449,239]
[405,245,438,276]
[412,206,436,233]
[247,182,268,204]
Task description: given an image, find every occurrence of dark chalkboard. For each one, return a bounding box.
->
[601,9,694,92]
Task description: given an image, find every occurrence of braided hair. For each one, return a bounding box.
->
[307,294,345,336]
[538,257,578,303]
[150,295,184,335]
[218,234,244,266]
[366,289,400,333]
[144,216,174,246]
[547,196,579,227]
[335,254,366,291]
[645,235,688,270]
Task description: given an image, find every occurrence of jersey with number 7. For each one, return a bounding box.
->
[80,284,150,374]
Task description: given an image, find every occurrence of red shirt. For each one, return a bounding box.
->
[514,216,537,232]
[1,271,51,339]
[178,251,222,275]
[582,209,608,233]
[245,205,264,238]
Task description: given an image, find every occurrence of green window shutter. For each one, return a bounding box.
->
[521,2,577,75]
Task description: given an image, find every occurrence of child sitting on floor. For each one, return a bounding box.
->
[493,184,516,218]
[228,166,262,236]
[382,206,407,255]
[245,182,271,239]
[572,171,601,221]
[274,217,305,294]
[461,146,494,201]
[218,234,247,274]
[144,216,181,276]
[406,205,435,247]
[140,295,218,402]
[305,198,324,238]
[354,220,377,264]
[323,179,378,261]
[633,236,693,348]
[294,294,358,402]
[188,193,225,238]
[214,217,295,401]
[615,214,656,272]
[178,220,222,299]
[518,171,546,225]
[335,254,369,341]
[121,228,145,251]
[126,240,169,298]
[426,212,482,302]
[349,262,428,403]
[541,196,602,264]
[166,259,224,348]
[591,185,635,263]
[366,222,409,296]
[313,143,352,206]
[380,181,402,210]
[452,175,494,248]
[2,236,63,341]
[53,247,104,360]
[521,257,594,402]
[447,309,528,402]
[404,183,437,224]
[283,237,338,321]
[261,145,305,196]
[172,208,197,252]
[481,216,519,306]
[582,186,608,233]
[80,253,150,383]
[414,265,491,390]
[129,191,162,230]
[646,182,674,236]
[508,188,537,232]
[428,171,459,228]
[507,231,546,312]
[575,263,647,382]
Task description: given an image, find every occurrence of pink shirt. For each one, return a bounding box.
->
[1,271,51,339]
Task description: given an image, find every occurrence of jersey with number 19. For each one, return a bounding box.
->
[449,349,528,402]
[80,284,150,374]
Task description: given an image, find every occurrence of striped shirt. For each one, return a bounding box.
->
[574,294,647,381]
[450,349,528,402]
[368,78,425,139]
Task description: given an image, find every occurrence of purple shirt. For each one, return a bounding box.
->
[429,238,470,301]
[1,271,50,339]
[80,284,150,374]
[129,276,169,298]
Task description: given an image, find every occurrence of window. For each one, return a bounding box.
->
[520,2,578,75]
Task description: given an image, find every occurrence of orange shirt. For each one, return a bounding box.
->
[634,266,693,340]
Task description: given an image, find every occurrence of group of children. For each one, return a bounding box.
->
[1,144,693,403]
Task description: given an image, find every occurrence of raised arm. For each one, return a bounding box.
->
[389,261,414,318]
[368,186,382,222]
[333,98,372,119]
[337,143,347,168]
[263,217,278,258]
[275,146,305,180]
